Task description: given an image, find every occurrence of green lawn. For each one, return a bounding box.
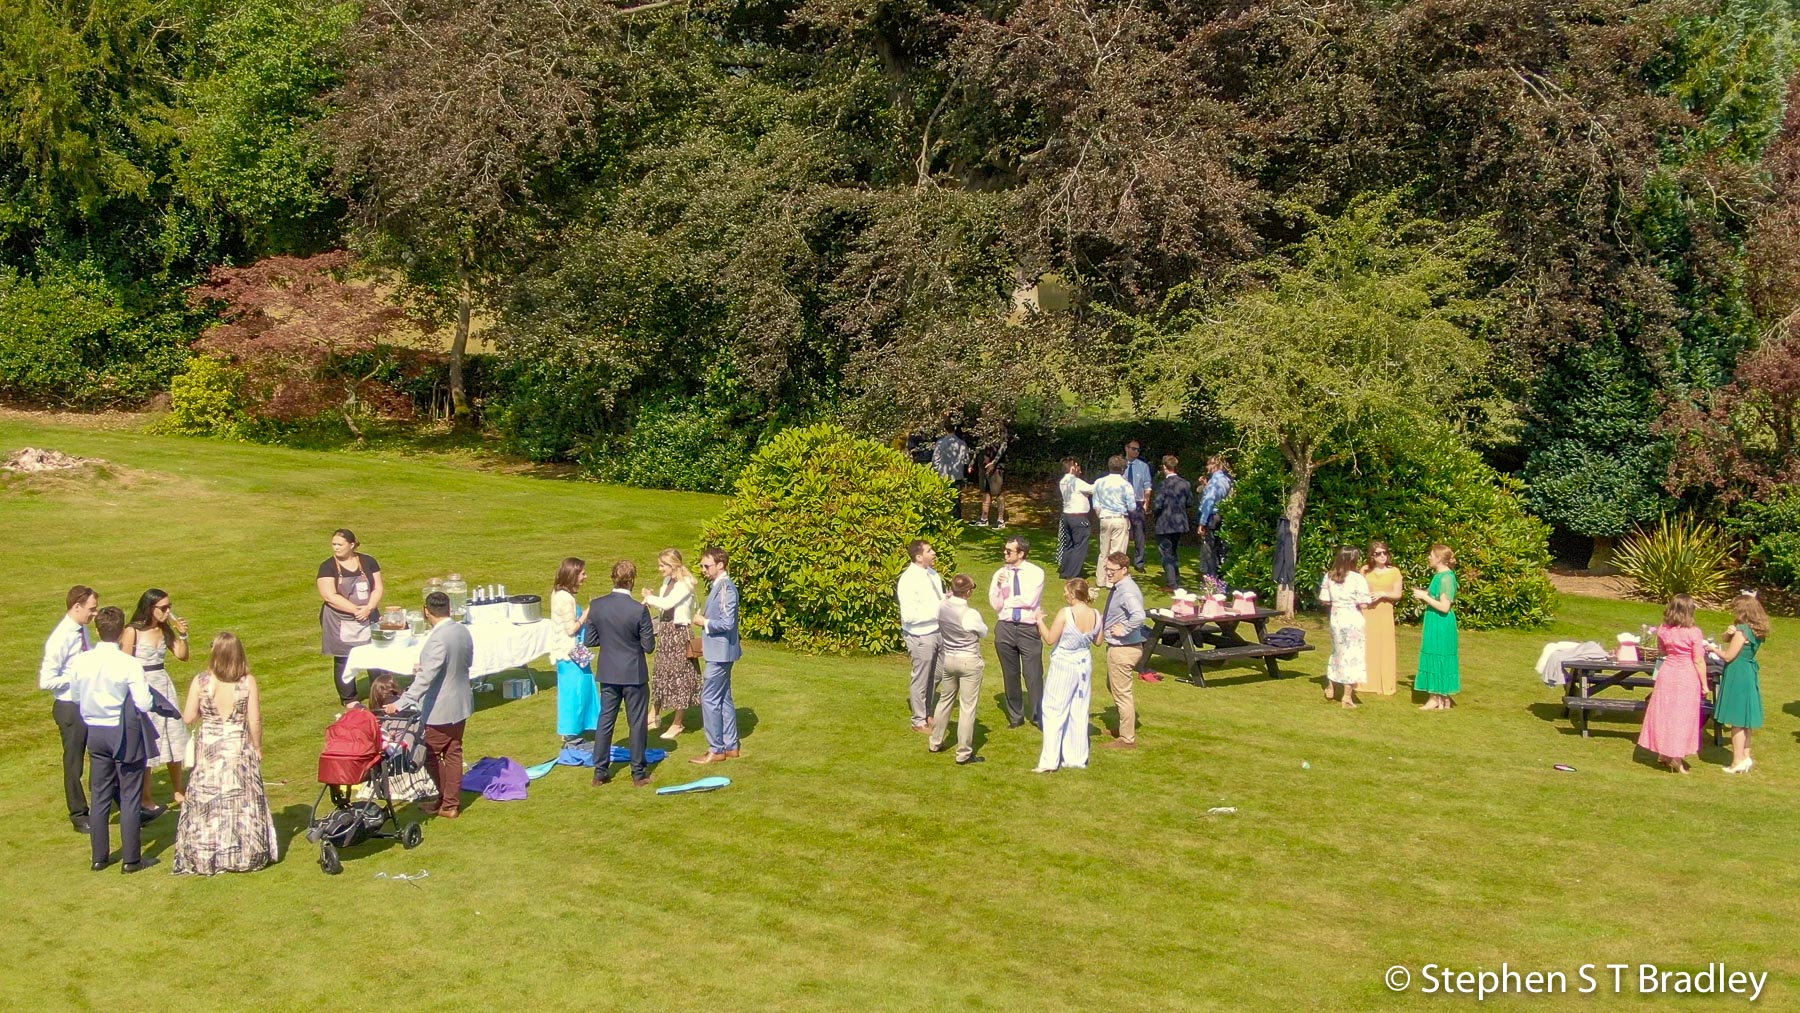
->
[2,418,1797,1010]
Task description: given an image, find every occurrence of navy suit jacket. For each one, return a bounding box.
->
[579,591,655,686]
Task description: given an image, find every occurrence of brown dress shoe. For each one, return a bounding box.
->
[690,752,725,765]
[632,777,652,787]
[721,748,741,758]
[436,808,460,819]
[1100,738,1137,750]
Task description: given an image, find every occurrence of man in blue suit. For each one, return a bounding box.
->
[691,546,742,764]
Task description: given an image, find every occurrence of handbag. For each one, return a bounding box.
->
[569,640,593,669]
[687,627,705,661]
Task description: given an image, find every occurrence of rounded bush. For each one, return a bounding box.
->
[1725,491,1800,592]
[698,423,960,654]
[1223,435,1556,629]
[160,356,252,438]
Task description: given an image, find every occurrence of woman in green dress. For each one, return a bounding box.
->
[1716,592,1771,774]
[1411,544,1460,711]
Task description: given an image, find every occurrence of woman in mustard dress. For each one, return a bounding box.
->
[1360,542,1402,696]
[1411,544,1460,710]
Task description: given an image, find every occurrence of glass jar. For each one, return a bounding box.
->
[442,574,468,617]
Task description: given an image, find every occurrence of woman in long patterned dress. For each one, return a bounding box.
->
[1412,544,1461,711]
[1033,579,1100,772]
[1319,547,1370,709]
[1638,594,1707,774]
[120,588,191,808]
[550,558,599,747]
[173,632,278,875]
[1716,592,1770,774]
[643,548,702,740]
[1360,542,1402,696]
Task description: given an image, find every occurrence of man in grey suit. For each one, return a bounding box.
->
[386,592,474,818]
[578,559,656,787]
[691,546,742,765]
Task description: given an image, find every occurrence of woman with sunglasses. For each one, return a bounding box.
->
[1360,541,1402,696]
[120,588,191,808]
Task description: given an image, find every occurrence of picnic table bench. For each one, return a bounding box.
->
[1135,608,1313,687]
[1560,657,1722,745]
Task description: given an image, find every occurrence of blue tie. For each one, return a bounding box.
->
[1011,568,1022,623]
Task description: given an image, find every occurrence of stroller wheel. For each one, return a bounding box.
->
[319,842,343,876]
[402,822,423,850]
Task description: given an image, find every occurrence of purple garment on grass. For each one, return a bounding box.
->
[462,756,529,801]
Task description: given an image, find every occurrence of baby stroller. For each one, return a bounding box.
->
[307,706,427,875]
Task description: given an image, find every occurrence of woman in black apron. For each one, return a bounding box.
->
[315,528,384,705]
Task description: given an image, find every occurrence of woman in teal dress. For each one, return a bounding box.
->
[1411,544,1460,711]
[1717,592,1771,774]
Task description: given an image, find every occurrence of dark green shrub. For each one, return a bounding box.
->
[583,401,758,494]
[1724,492,1800,591]
[1007,411,1234,482]
[1223,435,1555,629]
[0,263,196,408]
[698,423,960,654]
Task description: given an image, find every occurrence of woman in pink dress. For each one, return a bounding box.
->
[1638,594,1708,773]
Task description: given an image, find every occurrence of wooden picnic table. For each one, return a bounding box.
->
[1560,657,1722,745]
[1135,608,1313,687]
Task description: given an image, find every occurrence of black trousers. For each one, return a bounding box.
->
[54,699,88,817]
[994,621,1045,727]
[1058,514,1091,579]
[332,655,359,705]
[1200,526,1226,578]
[596,682,650,779]
[1128,509,1148,568]
[87,726,145,865]
[1156,532,1185,590]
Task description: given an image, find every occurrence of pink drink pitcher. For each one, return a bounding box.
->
[1616,633,1640,663]
[1232,591,1258,616]
[1201,594,1228,619]
[1172,590,1199,619]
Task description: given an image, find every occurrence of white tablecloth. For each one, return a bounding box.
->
[344,619,563,680]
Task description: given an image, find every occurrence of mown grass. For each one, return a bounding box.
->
[1,417,1797,1010]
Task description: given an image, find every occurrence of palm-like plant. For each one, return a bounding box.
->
[1614,515,1733,604]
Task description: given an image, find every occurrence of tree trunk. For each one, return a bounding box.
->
[1586,535,1619,575]
[450,258,473,427]
[1275,444,1314,617]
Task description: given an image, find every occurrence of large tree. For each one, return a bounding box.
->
[1143,193,1499,613]
[321,0,622,423]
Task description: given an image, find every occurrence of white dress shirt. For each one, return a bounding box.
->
[1059,473,1095,513]
[988,560,1047,624]
[40,615,89,702]
[69,643,153,727]
[896,563,946,636]
[643,577,696,625]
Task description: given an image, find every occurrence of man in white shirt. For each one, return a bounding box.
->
[931,424,972,522]
[988,535,1047,728]
[1057,458,1095,579]
[895,540,946,732]
[67,606,157,872]
[40,585,99,833]
[931,574,988,764]
[1091,455,1137,589]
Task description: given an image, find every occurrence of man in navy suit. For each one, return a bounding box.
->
[690,546,742,765]
[578,560,657,787]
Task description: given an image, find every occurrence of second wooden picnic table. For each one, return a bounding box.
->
[1135,608,1313,687]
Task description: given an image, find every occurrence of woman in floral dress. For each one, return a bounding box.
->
[173,633,278,875]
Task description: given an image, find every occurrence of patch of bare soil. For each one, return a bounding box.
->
[1547,566,1635,601]
[1,445,157,494]
[0,406,156,430]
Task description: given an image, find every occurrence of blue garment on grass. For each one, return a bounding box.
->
[655,776,730,796]
[552,744,668,768]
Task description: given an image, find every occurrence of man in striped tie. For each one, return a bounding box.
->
[988,535,1047,728]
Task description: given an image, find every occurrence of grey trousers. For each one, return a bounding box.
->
[930,654,985,761]
[700,661,739,754]
[994,620,1045,726]
[87,726,144,866]
[904,631,941,726]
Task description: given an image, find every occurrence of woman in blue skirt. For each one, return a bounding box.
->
[550,557,599,746]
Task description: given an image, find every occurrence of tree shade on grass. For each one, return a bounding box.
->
[2,417,1799,1007]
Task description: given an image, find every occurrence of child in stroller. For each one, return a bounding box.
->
[306,676,428,874]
